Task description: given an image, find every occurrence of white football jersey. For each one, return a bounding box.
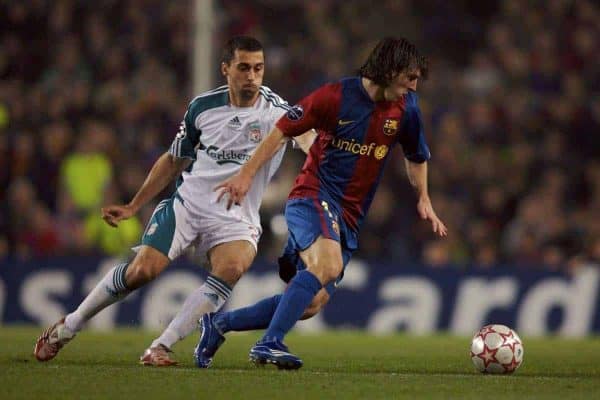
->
[169,85,290,229]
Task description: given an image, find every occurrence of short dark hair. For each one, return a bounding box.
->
[358,37,428,86]
[221,36,263,64]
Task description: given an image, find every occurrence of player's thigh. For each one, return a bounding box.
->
[299,235,344,284]
[125,245,170,289]
[141,195,196,261]
[208,240,257,286]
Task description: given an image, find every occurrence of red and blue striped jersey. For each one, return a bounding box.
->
[276,77,431,232]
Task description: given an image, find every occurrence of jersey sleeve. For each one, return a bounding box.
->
[169,104,201,160]
[276,83,340,138]
[399,93,431,163]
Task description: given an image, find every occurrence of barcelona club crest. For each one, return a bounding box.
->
[248,121,262,143]
[383,118,399,136]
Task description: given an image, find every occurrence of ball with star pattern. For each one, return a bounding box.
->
[470,324,524,374]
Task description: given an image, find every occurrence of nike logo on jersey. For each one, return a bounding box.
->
[338,119,355,126]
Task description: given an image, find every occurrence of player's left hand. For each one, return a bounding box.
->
[417,197,448,237]
[214,171,253,210]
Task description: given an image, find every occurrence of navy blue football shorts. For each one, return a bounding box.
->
[278,197,358,296]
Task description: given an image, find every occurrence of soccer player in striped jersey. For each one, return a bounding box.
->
[34,36,316,366]
[200,37,447,369]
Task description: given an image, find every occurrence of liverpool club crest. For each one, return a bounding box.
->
[248,121,262,143]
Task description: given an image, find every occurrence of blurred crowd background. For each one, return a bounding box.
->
[1,0,598,273]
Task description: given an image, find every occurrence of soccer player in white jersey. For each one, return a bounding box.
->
[34,36,316,366]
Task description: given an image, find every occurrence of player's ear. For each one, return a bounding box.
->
[221,62,229,77]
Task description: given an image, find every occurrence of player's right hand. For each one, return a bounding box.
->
[214,171,253,210]
[101,204,136,227]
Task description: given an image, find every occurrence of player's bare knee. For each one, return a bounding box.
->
[125,253,165,288]
[303,244,343,284]
[211,258,250,286]
[209,241,255,286]
[327,263,343,282]
[125,263,152,289]
[313,262,343,284]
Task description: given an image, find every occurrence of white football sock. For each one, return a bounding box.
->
[64,263,131,332]
[151,275,231,349]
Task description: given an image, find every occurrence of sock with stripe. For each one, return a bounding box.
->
[64,262,131,332]
[152,274,232,349]
[214,294,283,333]
[262,270,322,342]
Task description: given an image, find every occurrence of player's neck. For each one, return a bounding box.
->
[229,91,259,108]
[361,78,386,102]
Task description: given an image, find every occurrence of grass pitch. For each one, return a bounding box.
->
[1,326,598,399]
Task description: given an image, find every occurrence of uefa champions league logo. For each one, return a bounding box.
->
[286,105,304,121]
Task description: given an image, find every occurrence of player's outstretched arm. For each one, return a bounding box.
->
[102,152,191,227]
[404,159,447,237]
[215,127,286,209]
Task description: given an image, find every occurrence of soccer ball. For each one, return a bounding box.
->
[470,324,524,374]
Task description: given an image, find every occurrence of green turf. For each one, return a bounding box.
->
[1,326,598,399]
